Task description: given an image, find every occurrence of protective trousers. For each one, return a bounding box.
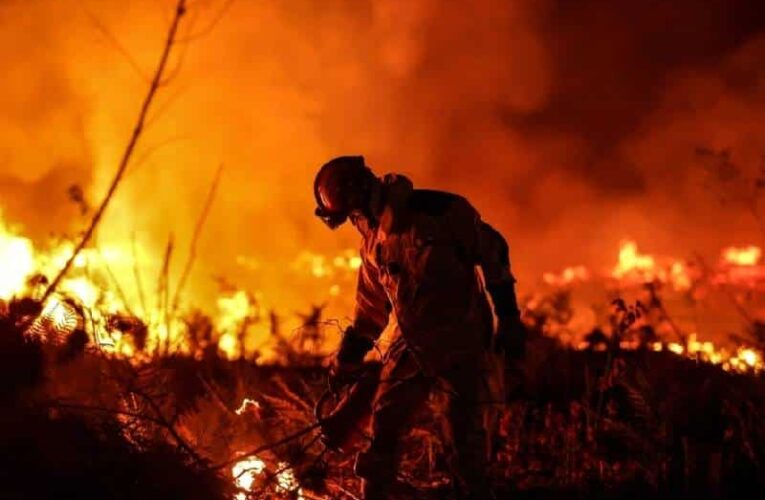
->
[354,338,491,499]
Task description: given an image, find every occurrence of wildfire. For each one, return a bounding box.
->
[613,240,657,280]
[648,335,763,373]
[0,217,35,300]
[713,244,765,288]
[543,240,765,374]
[1,211,354,362]
[2,204,764,377]
[611,240,692,291]
[0,213,129,348]
[232,456,266,500]
[231,455,304,499]
[542,266,590,287]
[722,245,761,266]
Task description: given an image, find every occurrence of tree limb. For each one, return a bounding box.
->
[40,0,188,304]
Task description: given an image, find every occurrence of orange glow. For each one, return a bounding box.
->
[230,455,303,499]
[542,266,590,287]
[609,240,692,291]
[0,215,36,299]
[722,245,761,266]
[613,240,657,281]
[234,398,261,416]
[232,456,266,500]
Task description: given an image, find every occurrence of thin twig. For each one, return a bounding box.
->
[157,235,175,356]
[131,386,207,465]
[171,164,224,314]
[94,240,134,316]
[255,433,322,495]
[81,7,150,82]
[213,423,322,470]
[178,0,237,43]
[196,372,236,416]
[44,401,168,427]
[125,134,187,179]
[46,398,205,466]
[40,0,188,304]
[131,232,148,318]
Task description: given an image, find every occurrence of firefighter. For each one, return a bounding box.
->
[314,156,524,499]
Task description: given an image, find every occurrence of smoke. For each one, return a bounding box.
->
[2,0,765,312]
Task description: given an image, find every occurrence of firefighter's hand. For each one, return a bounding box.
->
[495,314,526,361]
[328,358,364,395]
[330,326,373,393]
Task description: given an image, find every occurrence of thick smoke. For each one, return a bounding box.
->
[2,0,765,312]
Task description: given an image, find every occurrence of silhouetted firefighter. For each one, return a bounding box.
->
[313,156,525,499]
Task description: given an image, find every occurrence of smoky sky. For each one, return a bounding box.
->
[524,0,765,195]
[379,0,765,221]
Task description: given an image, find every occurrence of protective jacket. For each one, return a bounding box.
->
[342,173,517,376]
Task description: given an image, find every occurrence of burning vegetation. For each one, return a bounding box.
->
[3,199,765,498]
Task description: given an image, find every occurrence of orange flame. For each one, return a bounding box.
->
[610,240,692,291]
[542,266,590,287]
[234,398,261,416]
[231,455,304,499]
[722,245,761,266]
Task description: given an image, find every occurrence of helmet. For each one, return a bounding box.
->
[314,156,375,229]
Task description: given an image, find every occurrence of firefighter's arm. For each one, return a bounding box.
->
[476,220,525,359]
[450,200,524,358]
[335,256,389,367]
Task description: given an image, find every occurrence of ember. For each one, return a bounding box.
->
[232,456,266,500]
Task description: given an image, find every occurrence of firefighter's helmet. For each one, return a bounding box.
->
[314,156,376,229]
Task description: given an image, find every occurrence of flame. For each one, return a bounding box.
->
[3,204,763,377]
[543,265,590,287]
[613,240,656,280]
[540,240,765,374]
[275,463,303,498]
[231,455,303,499]
[609,240,692,291]
[232,456,266,500]
[676,334,763,373]
[722,245,761,266]
[713,245,765,287]
[1,209,358,361]
[234,398,261,416]
[292,249,362,278]
[0,217,36,299]
[573,336,763,374]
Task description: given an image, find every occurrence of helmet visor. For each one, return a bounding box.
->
[314,206,347,229]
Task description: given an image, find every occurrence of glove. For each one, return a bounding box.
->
[495,315,527,400]
[329,326,374,394]
[486,280,525,360]
[329,358,364,395]
[495,314,526,361]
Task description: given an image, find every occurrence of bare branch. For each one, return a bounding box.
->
[81,7,150,82]
[130,386,207,465]
[157,235,175,356]
[178,0,237,43]
[40,0,189,304]
[171,164,224,313]
[97,246,135,317]
[212,423,321,471]
[125,134,188,179]
[131,232,148,317]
